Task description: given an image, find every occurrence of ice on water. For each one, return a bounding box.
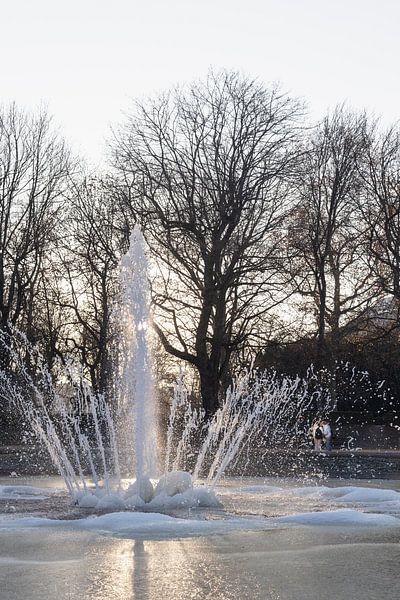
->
[1,477,400,540]
[0,485,57,501]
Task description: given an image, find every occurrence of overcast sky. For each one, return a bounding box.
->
[2,0,399,165]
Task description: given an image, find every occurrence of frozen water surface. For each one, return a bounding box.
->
[0,476,399,600]
[1,527,400,600]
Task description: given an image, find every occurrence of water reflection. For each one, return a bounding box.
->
[134,537,267,600]
[132,540,149,599]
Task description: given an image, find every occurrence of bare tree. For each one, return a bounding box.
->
[112,71,303,416]
[288,107,376,365]
[58,176,128,394]
[359,126,400,311]
[0,104,70,359]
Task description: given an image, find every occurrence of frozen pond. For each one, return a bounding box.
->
[0,476,400,599]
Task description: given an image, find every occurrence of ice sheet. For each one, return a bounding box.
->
[0,484,58,500]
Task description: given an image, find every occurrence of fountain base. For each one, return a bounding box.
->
[74,471,221,512]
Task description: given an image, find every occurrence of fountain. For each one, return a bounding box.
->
[0,328,328,512]
[2,227,392,514]
[0,228,223,510]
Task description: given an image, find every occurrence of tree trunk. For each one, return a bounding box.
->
[199,364,220,419]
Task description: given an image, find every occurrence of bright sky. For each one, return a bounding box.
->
[2,0,399,166]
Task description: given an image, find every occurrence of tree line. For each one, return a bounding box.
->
[1,71,400,417]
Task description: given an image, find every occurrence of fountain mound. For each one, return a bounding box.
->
[73,471,220,511]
